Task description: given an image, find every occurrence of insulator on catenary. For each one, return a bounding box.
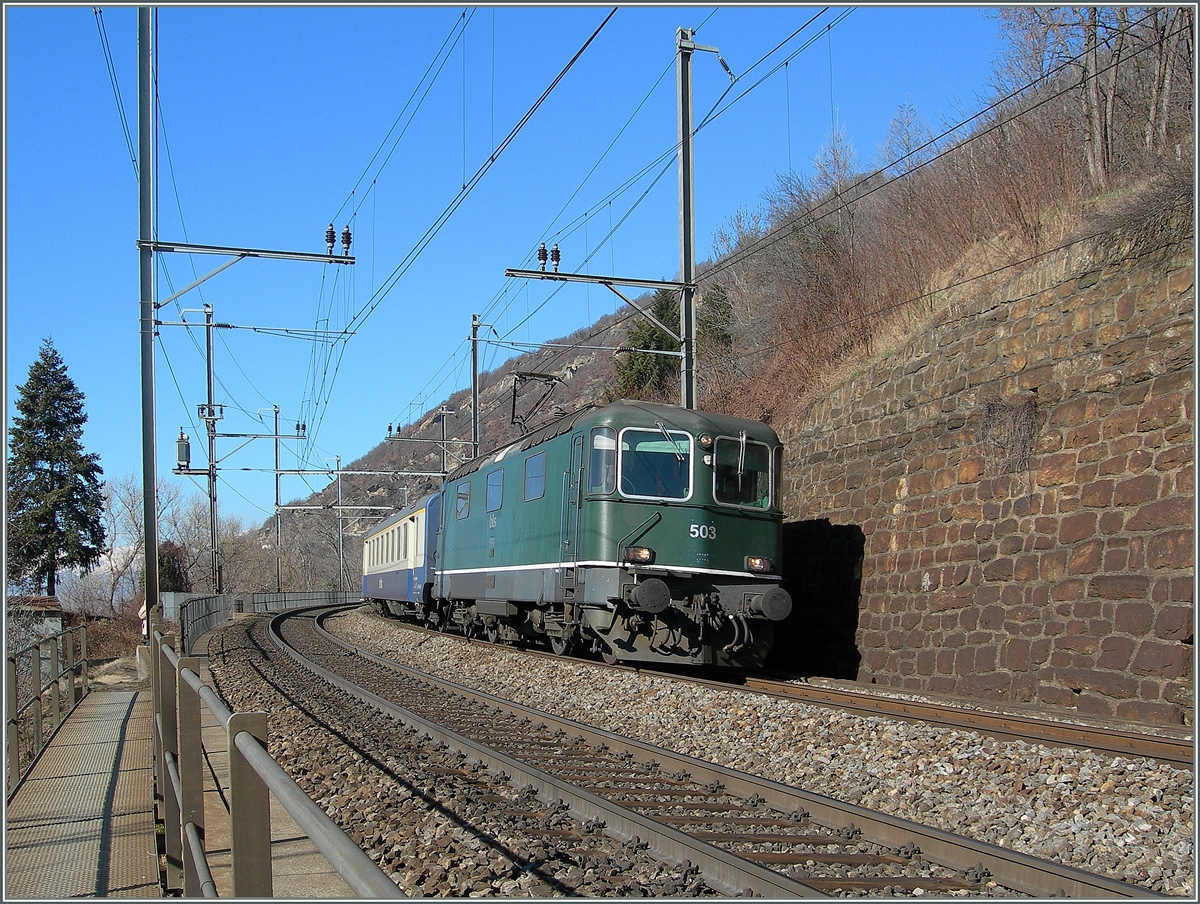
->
[325,223,335,255]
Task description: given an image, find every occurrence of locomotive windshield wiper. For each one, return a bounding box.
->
[656,421,684,462]
[738,430,747,489]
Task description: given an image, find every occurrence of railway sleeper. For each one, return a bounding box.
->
[801,876,984,894]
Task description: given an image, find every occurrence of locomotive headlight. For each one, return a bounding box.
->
[745,556,774,574]
[698,433,714,449]
[623,545,656,565]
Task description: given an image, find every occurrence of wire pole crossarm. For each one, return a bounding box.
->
[274,468,444,477]
[505,267,690,292]
[138,240,355,266]
[503,267,684,347]
[215,433,310,440]
[385,437,475,446]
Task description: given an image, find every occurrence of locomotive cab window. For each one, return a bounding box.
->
[589,428,616,494]
[523,451,546,501]
[713,435,772,509]
[486,469,503,512]
[455,481,470,520]
[619,427,692,500]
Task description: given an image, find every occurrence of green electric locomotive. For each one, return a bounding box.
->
[426,399,791,668]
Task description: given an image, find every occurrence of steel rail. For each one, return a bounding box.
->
[269,607,825,898]
[738,677,1194,768]
[306,604,1167,899]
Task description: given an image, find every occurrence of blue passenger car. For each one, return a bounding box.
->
[361,491,440,617]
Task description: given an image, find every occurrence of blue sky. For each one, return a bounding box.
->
[6,5,1004,526]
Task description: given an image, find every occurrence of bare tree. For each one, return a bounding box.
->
[56,475,183,617]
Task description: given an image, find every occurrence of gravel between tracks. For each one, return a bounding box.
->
[328,607,1195,897]
[208,616,722,898]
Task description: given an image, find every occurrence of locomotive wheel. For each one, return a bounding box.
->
[600,648,620,665]
[484,621,500,644]
[549,628,576,657]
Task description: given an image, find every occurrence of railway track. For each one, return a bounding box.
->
[271,604,1165,898]
[376,616,1194,770]
[738,676,1194,769]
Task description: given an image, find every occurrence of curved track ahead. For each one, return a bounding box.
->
[270,605,1166,899]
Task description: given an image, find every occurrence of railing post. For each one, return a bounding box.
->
[228,711,272,897]
[177,657,204,897]
[62,629,77,708]
[157,634,182,892]
[7,657,19,794]
[79,625,89,695]
[180,600,190,654]
[31,642,44,755]
[42,639,61,730]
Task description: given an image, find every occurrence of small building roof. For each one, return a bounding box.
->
[6,595,62,613]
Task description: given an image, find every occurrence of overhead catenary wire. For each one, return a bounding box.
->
[93,6,139,182]
[482,8,841,357]
[330,10,475,226]
[698,5,1178,288]
[310,8,620,441]
[398,7,844,428]
[341,7,620,340]
[425,7,1181,444]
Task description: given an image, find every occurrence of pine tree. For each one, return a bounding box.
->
[158,540,192,593]
[6,338,106,596]
[608,288,681,402]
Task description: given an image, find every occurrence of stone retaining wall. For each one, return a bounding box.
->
[777,232,1193,725]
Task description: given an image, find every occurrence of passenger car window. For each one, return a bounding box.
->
[486,469,503,512]
[713,436,772,509]
[619,428,691,499]
[589,428,616,494]
[455,481,470,520]
[524,451,546,501]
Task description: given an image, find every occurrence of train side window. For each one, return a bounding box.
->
[773,445,783,509]
[486,469,503,512]
[402,522,409,560]
[455,481,470,520]
[589,427,616,494]
[524,451,546,501]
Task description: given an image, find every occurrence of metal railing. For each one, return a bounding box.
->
[6,624,89,796]
[179,592,360,654]
[150,613,397,897]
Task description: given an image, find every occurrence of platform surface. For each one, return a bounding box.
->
[6,637,361,899]
[5,689,160,898]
